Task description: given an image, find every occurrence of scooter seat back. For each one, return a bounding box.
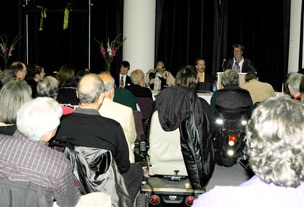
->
[148,111,188,176]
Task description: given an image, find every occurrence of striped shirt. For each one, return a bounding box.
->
[0,130,80,207]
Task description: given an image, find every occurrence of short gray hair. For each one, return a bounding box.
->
[287,73,303,93]
[77,74,105,104]
[37,76,59,98]
[221,69,239,86]
[17,97,62,141]
[0,80,32,124]
[130,69,145,85]
[246,95,304,187]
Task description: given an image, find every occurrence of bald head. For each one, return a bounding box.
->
[99,72,115,99]
[77,73,105,104]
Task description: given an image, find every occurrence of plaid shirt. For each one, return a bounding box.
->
[0,130,80,207]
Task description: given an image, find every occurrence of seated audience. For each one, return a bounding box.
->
[25,63,45,97]
[210,69,253,117]
[55,64,79,107]
[146,60,176,91]
[0,80,32,135]
[37,76,74,115]
[54,73,143,201]
[192,95,304,207]
[98,72,137,163]
[240,71,276,105]
[286,72,303,101]
[0,97,111,207]
[114,60,133,88]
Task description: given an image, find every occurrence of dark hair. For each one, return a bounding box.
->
[194,58,205,65]
[233,44,245,52]
[245,71,258,82]
[26,64,44,80]
[121,61,130,69]
[176,65,198,88]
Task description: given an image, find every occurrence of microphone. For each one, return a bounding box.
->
[221,58,226,71]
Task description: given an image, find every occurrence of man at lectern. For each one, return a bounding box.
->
[225,44,255,73]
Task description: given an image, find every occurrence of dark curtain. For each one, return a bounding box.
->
[155,0,291,91]
[0,0,123,75]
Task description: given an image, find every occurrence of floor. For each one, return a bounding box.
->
[206,162,252,191]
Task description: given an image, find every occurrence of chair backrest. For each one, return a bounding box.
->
[148,110,188,176]
[0,178,48,207]
[133,110,145,139]
[64,145,133,207]
[136,97,154,120]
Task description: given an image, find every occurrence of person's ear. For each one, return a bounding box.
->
[98,92,105,105]
[40,129,57,142]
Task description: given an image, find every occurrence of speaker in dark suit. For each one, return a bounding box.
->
[114,60,134,88]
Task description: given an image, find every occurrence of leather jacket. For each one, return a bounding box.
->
[155,86,216,189]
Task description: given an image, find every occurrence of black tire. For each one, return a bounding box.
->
[136,194,148,207]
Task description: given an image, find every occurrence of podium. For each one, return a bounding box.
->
[216,72,246,90]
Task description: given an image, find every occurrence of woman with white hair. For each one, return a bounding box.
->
[192,95,304,207]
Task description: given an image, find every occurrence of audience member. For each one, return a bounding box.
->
[9,61,27,80]
[286,72,303,100]
[210,69,253,116]
[54,73,143,201]
[0,97,111,207]
[193,95,304,207]
[126,69,153,98]
[98,72,137,163]
[0,69,15,88]
[240,71,276,105]
[113,88,137,110]
[195,58,216,86]
[25,63,45,98]
[155,65,216,188]
[146,60,176,91]
[225,44,255,72]
[37,76,74,115]
[0,80,32,135]
[114,60,133,88]
[55,64,79,107]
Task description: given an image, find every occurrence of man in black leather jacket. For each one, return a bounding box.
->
[211,69,254,117]
[155,65,216,189]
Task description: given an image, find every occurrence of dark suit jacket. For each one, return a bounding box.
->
[114,75,133,88]
[226,57,256,72]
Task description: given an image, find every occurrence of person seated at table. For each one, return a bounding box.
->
[146,60,176,91]
[195,58,216,91]
[0,97,111,207]
[210,69,253,117]
[126,69,152,98]
[192,95,304,207]
[0,80,32,135]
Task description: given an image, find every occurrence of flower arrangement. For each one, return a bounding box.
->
[95,34,126,72]
[0,34,22,69]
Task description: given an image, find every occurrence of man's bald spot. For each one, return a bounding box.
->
[78,73,101,94]
[98,73,113,85]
